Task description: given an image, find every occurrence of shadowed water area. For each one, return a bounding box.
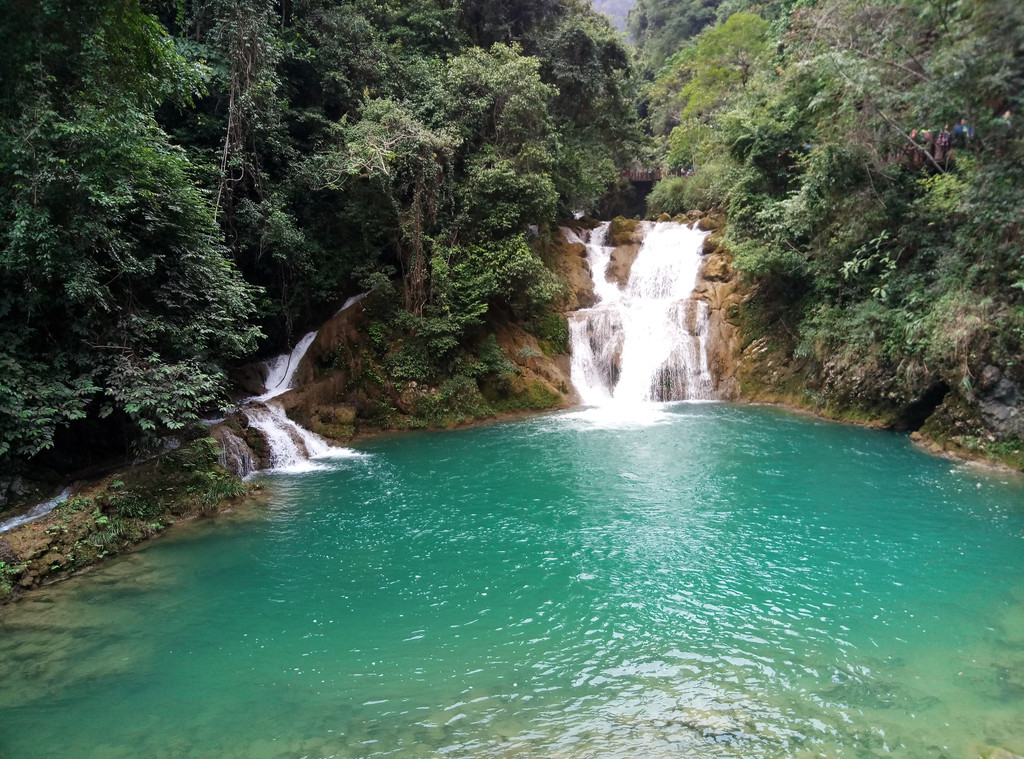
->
[2,404,1023,758]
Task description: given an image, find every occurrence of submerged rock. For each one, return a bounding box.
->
[976,745,1024,759]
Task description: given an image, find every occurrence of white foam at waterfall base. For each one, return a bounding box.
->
[244,404,366,475]
[568,221,716,420]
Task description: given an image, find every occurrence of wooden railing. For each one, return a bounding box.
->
[620,167,688,182]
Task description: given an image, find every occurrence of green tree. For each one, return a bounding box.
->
[0,0,259,463]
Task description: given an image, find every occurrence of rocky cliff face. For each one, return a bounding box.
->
[691,217,743,401]
[703,211,1024,469]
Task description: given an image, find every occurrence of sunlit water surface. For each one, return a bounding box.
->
[2,404,1023,759]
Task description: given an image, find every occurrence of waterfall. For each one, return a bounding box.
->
[0,487,71,534]
[257,330,319,402]
[218,295,369,475]
[568,221,715,405]
[244,404,335,473]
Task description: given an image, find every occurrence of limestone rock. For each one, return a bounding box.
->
[606,243,641,289]
[698,213,726,231]
[608,216,640,246]
[277,373,356,440]
[558,240,597,310]
[210,420,262,478]
[975,364,1024,438]
[0,538,16,564]
[701,229,725,256]
[494,322,576,406]
[602,217,648,288]
[227,361,267,397]
[689,219,742,401]
[702,253,734,282]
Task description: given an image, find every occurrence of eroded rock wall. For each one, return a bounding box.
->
[692,222,742,401]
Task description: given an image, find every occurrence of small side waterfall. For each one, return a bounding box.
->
[215,296,369,475]
[257,330,318,402]
[0,487,71,534]
[244,404,348,473]
[569,221,715,405]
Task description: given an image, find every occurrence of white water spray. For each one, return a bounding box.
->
[243,404,358,473]
[568,221,715,407]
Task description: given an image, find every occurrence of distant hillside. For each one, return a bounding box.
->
[590,0,634,31]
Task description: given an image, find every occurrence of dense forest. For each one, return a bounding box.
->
[0,0,642,478]
[638,0,1023,465]
[2,0,1022,484]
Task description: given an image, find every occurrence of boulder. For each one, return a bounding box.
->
[608,216,640,246]
[701,229,725,256]
[702,253,734,282]
[210,422,261,478]
[606,243,641,289]
[698,213,726,231]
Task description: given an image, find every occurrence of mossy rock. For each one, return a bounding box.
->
[609,216,639,246]
[657,212,672,222]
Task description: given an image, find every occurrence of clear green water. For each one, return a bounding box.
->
[2,404,1024,759]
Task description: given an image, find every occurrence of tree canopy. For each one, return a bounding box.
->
[1,0,642,471]
[641,0,1024,448]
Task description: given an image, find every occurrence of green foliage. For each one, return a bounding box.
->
[638,0,1023,442]
[629,0,725,76]
[647,157,734,214]
[1,0,642,471]
[101,437,244,520]
[649,13,771,129]
[529,313,570,354]
[0,0,261,464]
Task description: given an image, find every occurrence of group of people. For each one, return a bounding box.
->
[904,119,974,167]
[620,165,696,181]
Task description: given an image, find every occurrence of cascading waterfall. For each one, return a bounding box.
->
[569,221,715,405]
[222,295,368,474]
[244,404,350,473]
